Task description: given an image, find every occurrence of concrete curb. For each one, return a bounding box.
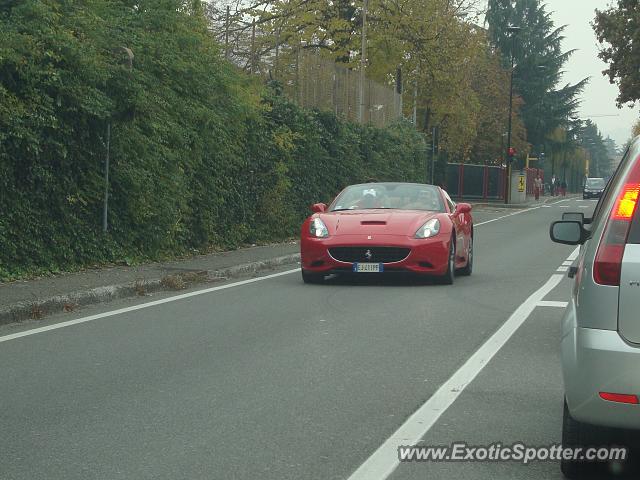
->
[0,253,301,326]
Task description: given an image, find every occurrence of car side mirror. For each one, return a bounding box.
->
[456,203,472,214]
[550,221,585,245]
[311,203,327,213]
[562,212,584,223]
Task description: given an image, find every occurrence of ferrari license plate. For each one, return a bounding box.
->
[353,263,384,273]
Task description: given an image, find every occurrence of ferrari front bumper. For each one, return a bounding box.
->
[300,234,450,276]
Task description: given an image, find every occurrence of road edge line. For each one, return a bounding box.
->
[0,268,301,343]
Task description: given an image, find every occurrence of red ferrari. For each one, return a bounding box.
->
[300,182,473,284]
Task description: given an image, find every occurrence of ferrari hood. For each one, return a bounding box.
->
[320,209,440,236]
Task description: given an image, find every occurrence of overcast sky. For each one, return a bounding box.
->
[541,0,638,146]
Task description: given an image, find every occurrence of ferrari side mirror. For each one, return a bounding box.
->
[456,203,472,214]
[311,203,327,213]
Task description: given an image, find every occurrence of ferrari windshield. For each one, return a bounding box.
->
[330,183,445,212]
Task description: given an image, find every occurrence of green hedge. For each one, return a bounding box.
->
[0,1,426,281]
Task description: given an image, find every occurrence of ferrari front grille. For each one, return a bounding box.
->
[329,246,411,263]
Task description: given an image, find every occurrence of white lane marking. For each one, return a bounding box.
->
[347,275,566,480]
[562,261,573,266]
[0,269,301,344]
[473,197,572,227]
[557,266,569,272]
[474,206,543,227]
[567,247,580,261]
[348,245,578,479]
[579,206,590,208]
[537,300,568,308]
[558,205,570,208]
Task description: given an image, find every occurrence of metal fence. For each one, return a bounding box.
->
[206,5,402,128]
[446,163,505,200]
[284,49,401,128]
[525,168,544,196]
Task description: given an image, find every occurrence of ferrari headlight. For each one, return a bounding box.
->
[310,217,329,238]
[415,219,440,239]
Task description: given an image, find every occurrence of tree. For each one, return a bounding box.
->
[205,0,527,167]
[593,0,640,107]
[243,0,522,160]
[578,121,611,178]
[468,41,527,165]
[0,0,429,280]
[486,0,587,149]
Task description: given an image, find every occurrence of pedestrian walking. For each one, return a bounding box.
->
[534,175,542,201]
[551,174,557,196]
[561,179,567,197]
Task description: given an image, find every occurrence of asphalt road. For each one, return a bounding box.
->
[1,197,610,480]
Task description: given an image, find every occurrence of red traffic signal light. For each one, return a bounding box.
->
[507,147,516,157]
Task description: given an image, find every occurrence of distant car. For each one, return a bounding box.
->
[300,182,473,284]
[583,177,606,199]
[550,138,640,477]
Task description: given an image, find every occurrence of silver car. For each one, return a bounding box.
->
[551,137,640,477]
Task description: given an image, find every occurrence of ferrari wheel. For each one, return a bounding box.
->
[458,235,473,276]
[301,269,324,284]
[439,238,455,285]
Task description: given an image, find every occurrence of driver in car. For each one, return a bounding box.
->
[355,189,383,209]
[406,189,439,210]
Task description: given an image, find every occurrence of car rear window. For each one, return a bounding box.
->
[585,178,605,189]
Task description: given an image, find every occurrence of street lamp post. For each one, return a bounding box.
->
[505,25,521,204]
[103,46,134,233]
[358,0,368,124]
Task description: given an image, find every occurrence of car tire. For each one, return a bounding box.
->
[301,269,324,284]
[438,238,455,285]
[457,235,473,276]
[561,399,612,478]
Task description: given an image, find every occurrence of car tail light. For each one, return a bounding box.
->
[594,161,640,286]
[599,392,639,404]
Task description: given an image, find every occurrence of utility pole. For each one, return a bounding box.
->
[412,84,417,125]
[103,122,111,233]
[431,126,437,185]
[396,67,403,119]
[224,6,230,58]
[358,0,368,123]
[250,19,256,74]
[295,40,301,105]
[274,29,280,79]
